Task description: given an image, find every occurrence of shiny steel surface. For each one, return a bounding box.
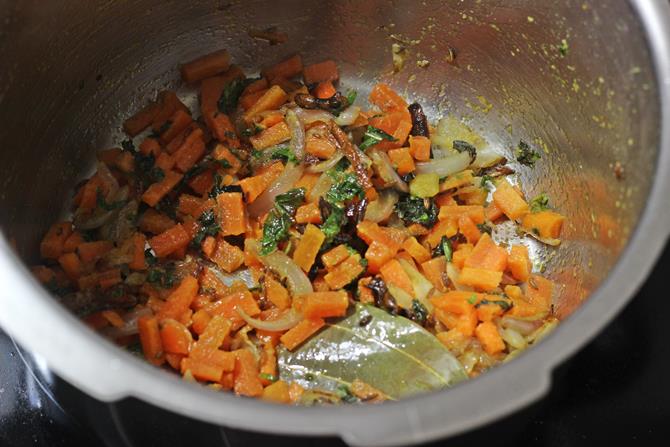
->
[0,1,669,445]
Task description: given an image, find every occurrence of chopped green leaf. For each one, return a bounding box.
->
[259,373,278,382]
[529,193,551,213]
[480,174,495,191]
[270,145,299,164]
[259,188,306,255]
[346,89,358,105]
[326,172,364,204]
[441,236,453,262]
[335,384,359,403]
[395,195,438,228]
[191,209,222,248]
[217,159,232,169]
[144,248,158,266]
[275,188,306,215]
[515,140,541,167]
[411,299,428,324]
[209,173,243,198]
[218,78,254,114]
[242,125,263,138]
[477,223,493,234]
[476,298,513,311]
[320,206,344,241]
[359,125,396,150]
[452,140,477,161]
[467,294,478,305]
[558,38,569,57]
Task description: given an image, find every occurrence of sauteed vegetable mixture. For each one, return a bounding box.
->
[32,49,564,404]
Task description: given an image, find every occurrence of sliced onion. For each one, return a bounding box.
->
[415,151,471,177]
[499,327,527,350]
[293,107,335,124]
[387,283,414,309]
[307,171,333,203]
[101,306,152,339]
[525,229,561,247]
[369,149,408,193]
[96,161,120,195]
[306,150,344,173]
[398,259,434,310]
[248,240,313,296]
[364,189,399,222]
[286,109,305,160]
[248,162,304,218]
[500,316,541,335]
[446,262,473,291]
[471,146,505,169]
[207,264,257,289]
[237,307,303,332]
[334,106,361,126]
[74,185,129,230]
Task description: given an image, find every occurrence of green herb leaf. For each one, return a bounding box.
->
[335,384,359,403]
[558,38,569,57]
[346,89,358,105]
[277,304,467,399]
[218,78,254,114]
[395,195,438,227]
[359,125,396,150]
[515,140,541,167]
[452,140,477,162]
[320,205,344,241]
[242,125,263,138]
[144,248,158,266]
[480,174,495,191]
[325,172,364,204]
[529,193,551,212]
[411,299,428,325]
[259,188,306,255]
[467,294,478,305]
[259,373,278,382]
[217,159,232,169]
[270,145,299,164]
[441,236,453,262]
[191,209,222,248]
[274,188,306,215]
[476,298,513,311]
[209,173,243,198]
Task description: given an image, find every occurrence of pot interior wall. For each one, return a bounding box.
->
[0,0,659,318]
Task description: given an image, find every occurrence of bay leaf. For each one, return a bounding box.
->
[277,304,467,400]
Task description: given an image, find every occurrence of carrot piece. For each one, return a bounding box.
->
[452,243,474,270]
[181,356,230,383]
[238,162,284,203]
[157,276,198,321]
[421,218,458,250]
[160,319,193,355]
[173,128,206,173]
[139,209,175,235]
[463,233,508,272]
[138,316,165,366]
[259,341,278,385]
[508,245,531,282]
[324,255,365,289]
[438,205,486,224]
[32,265,56,285]
[76,240,112,264]
[301,291,349,319]
[191,314,232,354]
[521,211,565,239]
[100,310,124,328]
[380,259,414,295]
[243,77,269,96]
[58,252,82,282]
[249,121,291,150]
[262,380,290,403]
[210,238,245,273]
[164,353,184,370]
[458,215,481,245]
[216,192,246,236]
[388,147,416,175]
[123,100,161,136]
[305,136,337,159]
[205,112,240,147]
[212,144,242,174]
[243,85,289,123]
[181,49,231,83]
[303,59,339,85]
[476,303,505,322]
[200,65,245,115]
[280,318,325,350]
[62,231,84,254]
[262,54,303,81]
[357,277,375,304]
[259,112,284,129]
[369,83,408,111]
[492,179,529,220]
[40,222,73,260]
[295,202,322,224]
[265,276,291,310]
[401,237,431,263]
[368,111,412,150]
[313,80,337,99]
[151,91,188,132]
[239,89,267,110]
[205,290,261,326]
[187,169,216,196]
[475,321,505,355]
[177,194,205,219]
[149,224,190,258]
[356,221,404,252]
[420,256,447,292]
[138,137,161,157]
[321,244,351,269]
[458,267,503,292]
[191,309,212,335]
[97,148,122,166]
[292,224,326,272]
[408,135,431,161]
[142,170,183,207]
[485,202,504,221]
[364,240,396,274]
[233,349,264,397]
[159,109,193,144]
[128,233,147,271]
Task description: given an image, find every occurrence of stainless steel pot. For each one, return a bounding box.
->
[1,1,669,445]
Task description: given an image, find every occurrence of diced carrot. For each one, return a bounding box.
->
[458,214,481,245]
[292,224,326,272]
[259,341,278,385]
[321,244,350,269]
[243,85,289,123]
[205,112,240,147]
[238,161,284,203]
[191,314,232,355]
[205,290,261,326]
[212,144,242,174]
[188,169,216,196]
[258,112,284,129]
[355,277,375,304]
[324,254,365,289]
[173,128,206,173]
[181,49,231,83]
[408,135,431,161]
[438,205,485,224]
[216,192,246,236]
[157,276,198,321]
[387,147,416,175]
[40,222,73,260]
[97,148,122,166]
[100,310,124,328]
[508,245,531,282]
[380,259,414,295]
[62,231,84,254]
[476,303,505,322]
[142,170,183,207]
[177,194,205,218]
[401,237,431,263]
[200,65,245,115]
[139,209,175,235]
[149,224,190,258]
[475,321,505,355]
[521,211,565,240]
[210,238,245,273]
[138,137,161,157]
[159,109,193,145]
[262,380,290,403]
[458,267,502,292]
[368,111,412,150]
[420,257,447,292]
[356,221,403,251]
[305,135,337,159]
[249,121,291,150]
[123,100,161,136]
[280,318,325,350]
[421,218,458,250]
[313,80,336,99]
[301,291,349,319]
[233,349,263,397]
[191,309,212,335]
[58,252,82,282]
[369,83,408,111]
[295,202,322,224]
[151,91,188,133]
[452,243,474,270]
[242,77,269,96]
[164,353,184,370]
[364,240,395,274]
[303,60,339,85]
[239,89,267,110]
[76,240,112,264]
[99,268,122,290]
[262,54,303,81]
[485,202,504,221]
[492,179,529,220]
[464,233,508,272]
[264,276,291,310]
[160,319,193,355]
[138,316,165,366]
[128,233,147,271]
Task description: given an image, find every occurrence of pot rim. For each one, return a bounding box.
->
[1,1,670,445]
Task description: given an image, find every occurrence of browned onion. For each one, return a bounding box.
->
[237,307,303,331]
[306,150,344,173]
[370,149,409,193]
[248,162,304,218]
[364,189,399,223]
